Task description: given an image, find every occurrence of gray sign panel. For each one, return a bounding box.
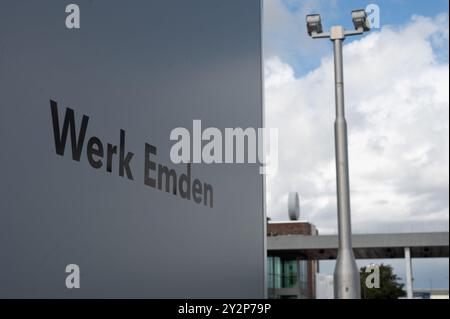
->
[0,0,265,298]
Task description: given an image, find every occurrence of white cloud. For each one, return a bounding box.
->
[265,14,449,234]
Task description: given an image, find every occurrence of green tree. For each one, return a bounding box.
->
[360,264,406,299]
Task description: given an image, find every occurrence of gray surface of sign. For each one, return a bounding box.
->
[0,0,265,298]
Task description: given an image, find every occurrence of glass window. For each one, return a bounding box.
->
[282,259,298,288]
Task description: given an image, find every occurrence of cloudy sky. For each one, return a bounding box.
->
[263,0,449,287]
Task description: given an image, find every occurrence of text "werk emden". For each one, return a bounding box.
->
[50,100,214,208]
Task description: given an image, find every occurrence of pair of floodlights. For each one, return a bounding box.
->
[306,9,370,37]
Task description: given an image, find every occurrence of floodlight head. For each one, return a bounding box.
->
[306,14,323,36]
[352,9,371,32]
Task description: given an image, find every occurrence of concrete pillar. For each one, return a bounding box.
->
[404,247,413,299]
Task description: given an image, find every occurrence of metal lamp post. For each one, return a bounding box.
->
[306,10,371,299]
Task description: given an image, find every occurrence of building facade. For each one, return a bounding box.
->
[267,221,319,299]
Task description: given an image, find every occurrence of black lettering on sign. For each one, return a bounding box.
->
[50,100,134,178]
[50,99,213,208]
[50,100,89,161]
